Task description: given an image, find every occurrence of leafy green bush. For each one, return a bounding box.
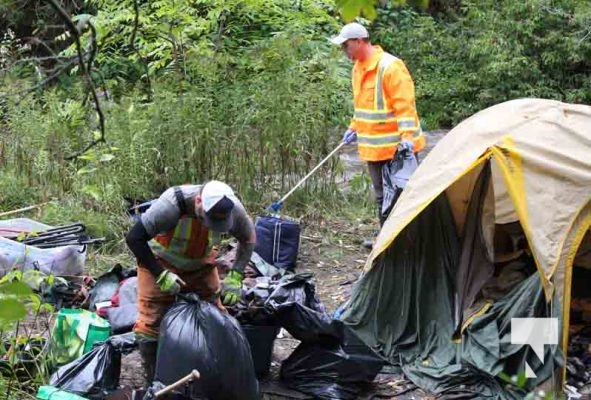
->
[371,0,591,128]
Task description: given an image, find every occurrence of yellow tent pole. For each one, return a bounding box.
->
[489,142,554,301]
[560,215,591,387]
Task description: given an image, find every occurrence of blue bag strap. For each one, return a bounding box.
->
[173,186,188,216]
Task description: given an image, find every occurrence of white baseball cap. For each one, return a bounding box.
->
[201,180,239,232]
[330,22,369,45]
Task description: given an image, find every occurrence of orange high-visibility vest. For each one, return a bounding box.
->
[350,47,426,162]
[148,216,217,270]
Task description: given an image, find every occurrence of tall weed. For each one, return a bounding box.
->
[1,34,355,243]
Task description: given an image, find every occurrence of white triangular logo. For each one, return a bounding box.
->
[525,361,536,378]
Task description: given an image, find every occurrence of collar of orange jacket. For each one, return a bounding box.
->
[354,45,384,72]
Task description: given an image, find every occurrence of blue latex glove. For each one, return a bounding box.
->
[269,200,283,213]
[398,140,414,153]
[342,129,357,145]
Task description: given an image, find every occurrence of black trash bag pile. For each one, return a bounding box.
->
[229,272,325,326]
[275,303,384,400]
[266,273,326,313]
[50,332,136,399]
[40,264,137,313]
[228,272,326,379]
[219,244,384,398]
[228,276,276,325]
[217,245,283,279]
[154,293,259,400]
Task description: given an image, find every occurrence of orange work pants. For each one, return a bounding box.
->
[133,258,225,338]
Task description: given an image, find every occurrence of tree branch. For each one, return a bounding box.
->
[130,0,139,46]
[214,11,226,53]
[25,36,61,58]
[128,0,152,101]
[14,59,78,104]
[64,138,105,160]
[46,0,105,158]
[85,21,97,74]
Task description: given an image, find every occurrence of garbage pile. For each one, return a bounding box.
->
[0,211,386,400]
[217,243,384,400]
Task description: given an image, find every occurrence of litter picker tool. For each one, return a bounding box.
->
[267,141,346,213]
[257,141,346,270]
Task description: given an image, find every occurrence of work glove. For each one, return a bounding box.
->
[156,270,183,294]
[398,139,414,153]
[222,270,243,306]
[342,128,357,145]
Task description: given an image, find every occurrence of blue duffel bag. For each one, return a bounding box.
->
[254,215,300,270]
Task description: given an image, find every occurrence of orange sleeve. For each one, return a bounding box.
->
[383,62,420,141]
[348,72,358,131]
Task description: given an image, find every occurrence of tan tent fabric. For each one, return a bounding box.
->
[368,98,591,300]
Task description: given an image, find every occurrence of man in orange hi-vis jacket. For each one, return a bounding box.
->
[331,22,426,245]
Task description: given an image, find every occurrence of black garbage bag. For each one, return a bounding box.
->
[273,302,339,344]
[266,272,326,314]
[277,303,384,400]
[381,148,418,220]
[230,272,326,326]
[107,332,137,353]
[229,277,275,326]
[49,333,135,399]
[154,294,259,400]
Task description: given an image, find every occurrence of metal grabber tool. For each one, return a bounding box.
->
[267,141,346,213]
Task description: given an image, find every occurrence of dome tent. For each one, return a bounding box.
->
[341,98,591,398]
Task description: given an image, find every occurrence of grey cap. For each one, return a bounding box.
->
[330,23,369,45]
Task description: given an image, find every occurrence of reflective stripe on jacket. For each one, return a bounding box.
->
[350,47,426,162]
[148,216,216,270]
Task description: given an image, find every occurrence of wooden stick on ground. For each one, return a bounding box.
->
[0,202,51,218]
[154,369,201,398]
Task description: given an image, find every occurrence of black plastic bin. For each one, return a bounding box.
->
[241,324,280,378]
